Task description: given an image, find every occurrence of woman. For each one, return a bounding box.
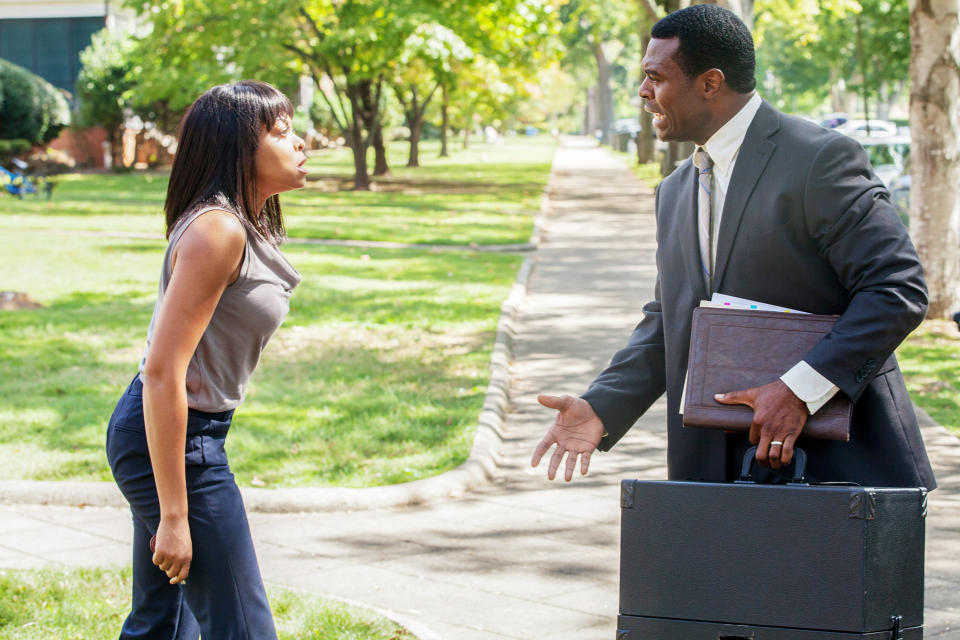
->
[106,80,307,639]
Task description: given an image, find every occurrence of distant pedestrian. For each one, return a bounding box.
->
[106,80,308,639]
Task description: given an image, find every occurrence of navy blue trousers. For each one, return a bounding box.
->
[106,376,277,640]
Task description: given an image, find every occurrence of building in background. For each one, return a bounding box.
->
[0,1,137,167]
[0,1,136,94]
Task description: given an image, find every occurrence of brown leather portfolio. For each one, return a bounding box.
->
[682,307,851,441]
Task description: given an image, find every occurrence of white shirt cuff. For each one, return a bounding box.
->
[780,361,840,415]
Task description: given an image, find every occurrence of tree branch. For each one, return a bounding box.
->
[298,7,327,44]
[418,81,441,120]
[363,75,385,150]
[636,0,660,24]
[316,76,349,133]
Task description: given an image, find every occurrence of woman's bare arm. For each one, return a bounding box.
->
[141,210,245,584]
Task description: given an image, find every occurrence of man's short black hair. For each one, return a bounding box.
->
[651,4,756,94]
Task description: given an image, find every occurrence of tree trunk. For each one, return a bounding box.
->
[908,0,960,317]
[346,83,372,191]
[351,138,371,190]
[463,124,470,150]
[407,118,422,167]
[397,85,427,168]
[592,42,614,145]
[357,79,389,179]
[661,141,695,177]
[584,86,598,136]
[636,110,656,164]
[702,0,753,29]
[876,79,904,122]
[654,0,693,180]
[372,121,389,176]
[440,83,449,158]
[110,129,123,170]
[740,0,754,30]
[855,12,872,131]
[636,34,656,164]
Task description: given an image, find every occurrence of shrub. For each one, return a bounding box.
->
[0,58,71,145]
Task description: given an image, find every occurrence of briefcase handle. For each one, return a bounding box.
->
[738,446,807,485]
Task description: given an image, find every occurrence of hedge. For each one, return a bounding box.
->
[0,58,70,145]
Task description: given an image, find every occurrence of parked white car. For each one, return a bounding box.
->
[847,134,911,225]
[851,135,910,189]
[835,119,899,137]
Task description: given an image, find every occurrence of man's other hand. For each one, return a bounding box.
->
[531,394,605,481]
[714,380,807,469]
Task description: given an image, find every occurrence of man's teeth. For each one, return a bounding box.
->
[653,113,664,121]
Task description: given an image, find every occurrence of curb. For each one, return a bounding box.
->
[0,258,533,513]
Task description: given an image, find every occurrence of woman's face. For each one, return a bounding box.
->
[255,115,308,199]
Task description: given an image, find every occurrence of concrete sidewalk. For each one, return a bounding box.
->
[2,138,959,639]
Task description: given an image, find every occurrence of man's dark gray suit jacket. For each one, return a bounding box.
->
[581,100,936,489]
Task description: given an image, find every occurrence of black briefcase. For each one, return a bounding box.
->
[617,449,927,639]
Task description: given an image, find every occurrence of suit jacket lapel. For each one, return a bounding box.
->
[712,101,780,292]
[676,161,710,300]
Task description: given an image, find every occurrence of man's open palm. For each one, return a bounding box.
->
[531,394,605,481]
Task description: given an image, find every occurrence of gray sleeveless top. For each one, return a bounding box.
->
[138,205,301,412]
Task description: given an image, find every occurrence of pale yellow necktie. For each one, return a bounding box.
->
[693,147,715,292]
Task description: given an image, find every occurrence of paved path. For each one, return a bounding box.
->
[2,138,959,639]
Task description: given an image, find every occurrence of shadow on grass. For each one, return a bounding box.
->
[0,242,518,485]
[0,292,155,478]
[304,172,548,196]
[100,242,167,253]
[228,329,492,487]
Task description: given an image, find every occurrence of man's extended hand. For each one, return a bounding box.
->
[531,394,605,481]
[714,380,808,469]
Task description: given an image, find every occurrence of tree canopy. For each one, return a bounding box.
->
[755,0,909,118]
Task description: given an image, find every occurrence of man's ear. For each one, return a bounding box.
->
[701,69,725,98]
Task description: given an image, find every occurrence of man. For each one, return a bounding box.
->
[532,4,936,489]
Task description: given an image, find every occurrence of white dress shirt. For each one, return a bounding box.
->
[697,93,839,415]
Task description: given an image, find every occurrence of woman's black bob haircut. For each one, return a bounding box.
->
[164,80,294,242]
[651,4,757,94]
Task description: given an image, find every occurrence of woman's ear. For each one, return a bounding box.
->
[702,68,725,98]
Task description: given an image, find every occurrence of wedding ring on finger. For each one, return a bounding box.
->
[770,440,784,447]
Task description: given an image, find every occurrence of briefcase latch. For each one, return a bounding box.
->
[890,614,903,640]
[848,490,877,520]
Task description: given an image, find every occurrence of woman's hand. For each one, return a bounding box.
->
[152,516,192,584]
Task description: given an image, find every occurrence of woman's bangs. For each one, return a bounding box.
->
[255,86,294,130]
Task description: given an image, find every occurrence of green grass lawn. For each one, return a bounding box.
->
[0,139,553,246]
[0,138,550,486]
[0,567,412,639]
[897,319,960,436]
